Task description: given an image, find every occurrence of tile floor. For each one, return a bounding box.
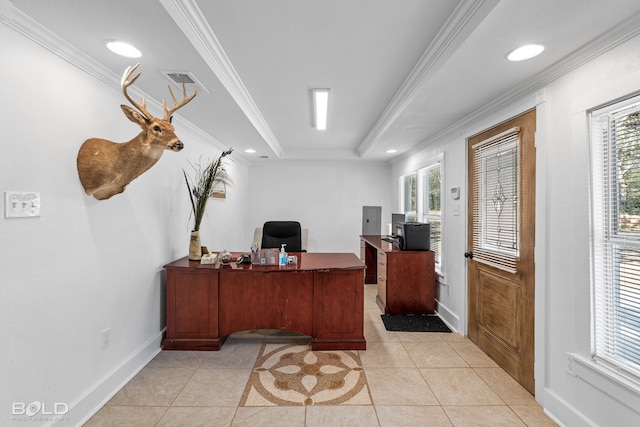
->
[85,285,558,426]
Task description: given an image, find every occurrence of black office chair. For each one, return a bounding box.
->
[261,221,303,252]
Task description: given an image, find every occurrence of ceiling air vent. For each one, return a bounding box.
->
[160,70,209,94]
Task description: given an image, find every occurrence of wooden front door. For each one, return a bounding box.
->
[467,109,536,394]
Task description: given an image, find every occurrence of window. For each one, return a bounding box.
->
[401,158,443,268]
[420,164,442,266]
[403,173,417,221]
[590,95,640,379]
[471,129,520,273]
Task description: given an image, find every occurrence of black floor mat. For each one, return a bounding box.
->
[381,314,451,333]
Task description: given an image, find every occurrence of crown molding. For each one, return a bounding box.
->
[394,9,640,163]
[159,0,283,158]
[0,1,232,156]
[356,0,500,157]
[0,0,116,90]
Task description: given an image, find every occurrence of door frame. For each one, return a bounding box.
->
[462,100,548,399]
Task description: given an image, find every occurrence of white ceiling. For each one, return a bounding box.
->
[8,0,640,162]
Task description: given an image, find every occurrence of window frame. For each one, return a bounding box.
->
[590,94,640,383]
[400,154,444,271]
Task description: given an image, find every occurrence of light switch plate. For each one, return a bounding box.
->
[5,191,40,218]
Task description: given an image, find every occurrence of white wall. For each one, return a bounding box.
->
[534,33,640,427]
[0,24,249,426]
[391,136,467,332]
[248,161,391,255]
[391,32,640,427]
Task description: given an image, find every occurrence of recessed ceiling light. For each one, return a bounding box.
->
[106,41,142,58]
[507,44,544,62]
[386,149,398,154]
[244,148,256,154]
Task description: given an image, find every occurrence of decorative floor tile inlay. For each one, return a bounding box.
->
[239,343,371,406]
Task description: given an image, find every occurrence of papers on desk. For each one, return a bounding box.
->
[200,252,218,264]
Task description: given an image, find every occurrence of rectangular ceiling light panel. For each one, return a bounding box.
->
[313,88,330,131]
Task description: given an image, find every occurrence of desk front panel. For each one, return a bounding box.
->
[218,270,313,336]
[312,269,366,350]
[163,254,365,351]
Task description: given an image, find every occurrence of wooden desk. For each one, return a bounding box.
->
[360,235,435,314]
[162,253,366,351]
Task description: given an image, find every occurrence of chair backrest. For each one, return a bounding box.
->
[261,221,302,252]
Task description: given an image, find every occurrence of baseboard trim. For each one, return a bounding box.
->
[538,386,598,427]
[435,300,459,333]
[52,329,165,427]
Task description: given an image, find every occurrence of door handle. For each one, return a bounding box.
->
[464,251,473,259]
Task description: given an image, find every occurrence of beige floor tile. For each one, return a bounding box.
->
[440,333,469,342]
[420,368,504,406]
[173,368,251,406]
[510,405,559,426]
[108,366,195,406]
[365,308,384,323]
[306,405,380,427]
[366,367,438,405]
[359,342,415,368]
[147,351,205,369]
[231,407,305,427]
[87,284,563,427]
[84,405,167,426]
[156,406,236,427]
[449,341,499,367]
[199,340,263,369]
[376,406,453,427]
[364,321,401,343]
[395,331,447,343]
[231,329,269,339]
[443,405,526,427]
[474,368,536,406]
[404,342,468,368]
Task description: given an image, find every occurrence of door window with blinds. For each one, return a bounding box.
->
[590,95,640,379]
[471,128,520,273]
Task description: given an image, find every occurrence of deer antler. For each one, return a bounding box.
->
[163,82,197,121]
[121,63,154,120]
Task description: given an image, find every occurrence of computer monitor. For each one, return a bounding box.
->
[391,213,405,237]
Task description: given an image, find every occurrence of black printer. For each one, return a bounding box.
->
[395,222,430,251]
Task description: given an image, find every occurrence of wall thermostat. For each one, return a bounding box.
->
[450,187,460,200]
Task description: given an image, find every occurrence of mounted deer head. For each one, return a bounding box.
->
[77,63,196,200]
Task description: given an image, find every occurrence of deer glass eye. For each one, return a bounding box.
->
[153,125,161,132]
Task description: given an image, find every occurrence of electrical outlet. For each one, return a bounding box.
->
[101,328,111,350]
[5,191,40,218]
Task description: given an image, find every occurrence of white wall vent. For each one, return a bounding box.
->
[160,70,209,94]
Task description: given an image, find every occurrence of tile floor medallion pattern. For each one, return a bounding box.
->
[240,343,372,406]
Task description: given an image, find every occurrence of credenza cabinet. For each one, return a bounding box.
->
[360,235,435,314]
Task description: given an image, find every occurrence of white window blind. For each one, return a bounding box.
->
[471,128,520,273]
[403,173,417,221]
[420,163,442,266]
[591,96,640,378]
[401,158,443,269]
